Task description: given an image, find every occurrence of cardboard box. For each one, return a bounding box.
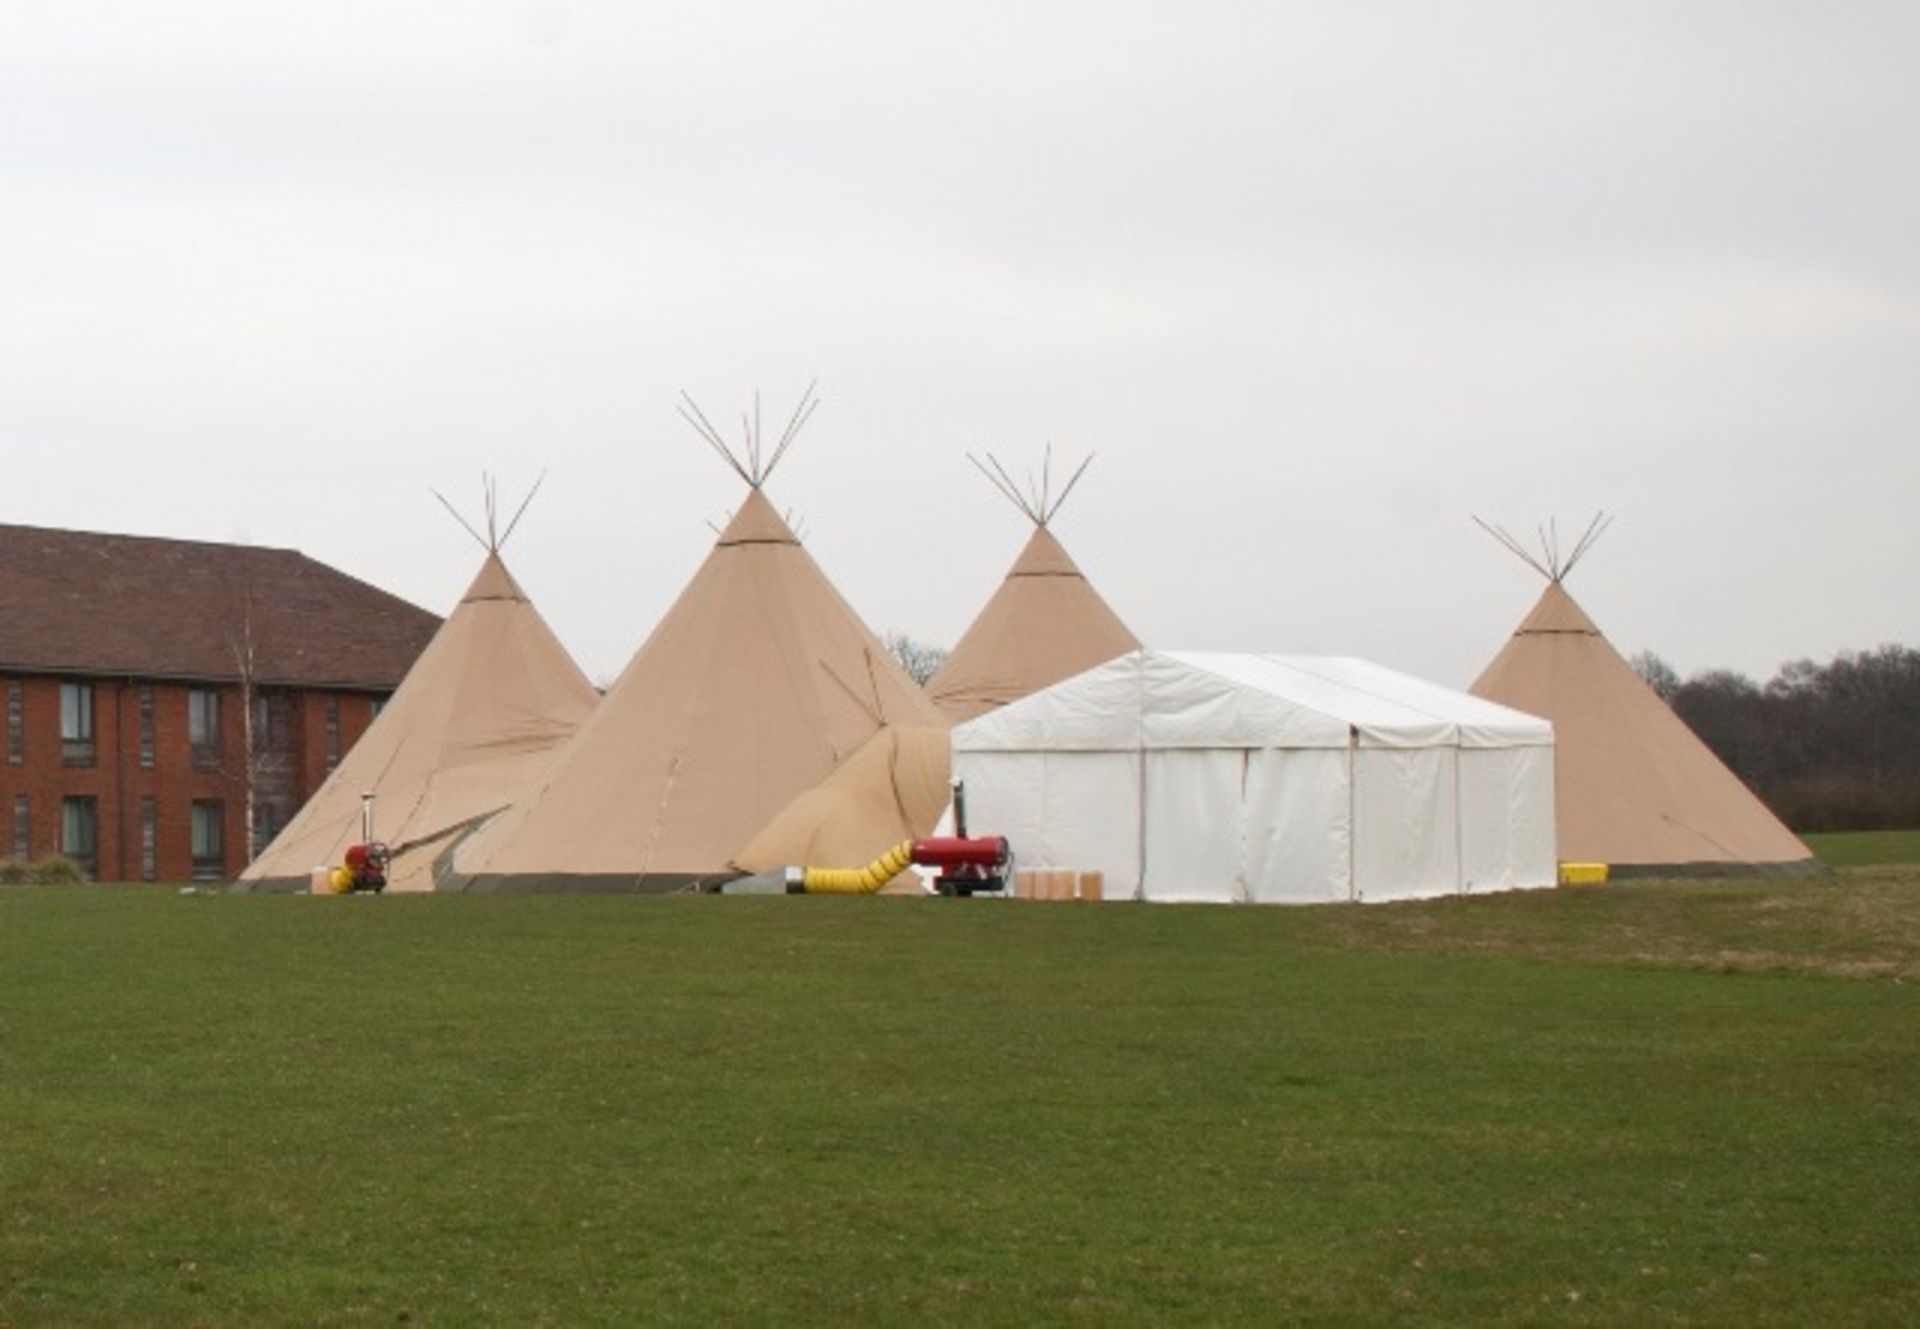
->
[1012,868,1106,901]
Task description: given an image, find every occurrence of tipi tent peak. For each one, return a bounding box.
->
[677,379,820,491]
[968,442,1095,528]
[1472,511,1614,584]
[431,470,550,556]
[926,447,1140,724]
[707,504,810,544]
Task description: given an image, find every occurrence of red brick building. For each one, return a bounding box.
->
[1,524,439,881]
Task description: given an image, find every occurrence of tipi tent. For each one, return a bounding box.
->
[732,723,951,879]
[1469,516,1819,876]
[239,496,598,892]
[952,650,1557,904]
[443,390,946,892]
[927,451,1139,723]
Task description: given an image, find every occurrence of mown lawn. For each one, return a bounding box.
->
[1802,828,1920,867]
[2,873,1916,1326]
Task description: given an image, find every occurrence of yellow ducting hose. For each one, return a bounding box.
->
[800,840,915,895]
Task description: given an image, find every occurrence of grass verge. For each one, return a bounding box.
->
[2,873,1916,1325]
[1801,829,1920,868]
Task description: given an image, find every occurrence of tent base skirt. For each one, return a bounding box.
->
[437,871,741,894]
[1602,856,1826,880]
[230,876,310,895]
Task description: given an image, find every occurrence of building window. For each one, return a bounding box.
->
[6,677,22,766]
[190,800,225,880]
[141,797,158,881]
[60,681,94,766]
[253,692,293,753]
[138,686,155,769]
[12,795,27,863]
[62,796,97,878]
[370,696,386,721]
[324,695,340,770]
[189,688,221,770]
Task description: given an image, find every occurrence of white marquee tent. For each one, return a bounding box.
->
[951,650,1557,904]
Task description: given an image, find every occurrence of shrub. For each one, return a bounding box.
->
[0,854,91,886]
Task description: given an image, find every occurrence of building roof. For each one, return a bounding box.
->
[0,523,440,690]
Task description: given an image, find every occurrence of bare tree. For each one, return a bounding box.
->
[1630,649,1681,702]
[227,580,264,862]
[1648,643,1920,833]
[220,568,291,864]
[883,631,948,687]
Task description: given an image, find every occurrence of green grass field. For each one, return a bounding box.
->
[1803,828,1920,867]
[3,872,1917,1326]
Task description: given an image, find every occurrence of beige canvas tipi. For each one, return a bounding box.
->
[239,519,599,892]
[444,391,946,891]
[732,723,951,880]
[926,451,1140,724]
[1469,517,1817,876]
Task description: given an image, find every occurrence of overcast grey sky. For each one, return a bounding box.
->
[5,2,1916,689]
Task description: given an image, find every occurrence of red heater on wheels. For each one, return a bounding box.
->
[911,834,1011,896]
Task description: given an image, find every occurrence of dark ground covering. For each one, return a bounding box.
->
[2,860,1916,1326]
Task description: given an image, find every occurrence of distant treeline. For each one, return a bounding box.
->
[1632,645,1920,832]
